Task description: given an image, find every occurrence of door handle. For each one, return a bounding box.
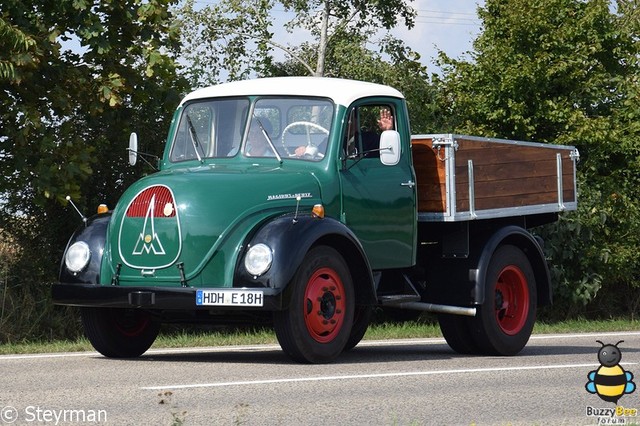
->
[400,180,415,189]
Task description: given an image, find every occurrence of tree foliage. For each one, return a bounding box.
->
[176,0,416,85]
[0,16,37,81]
[0,0,187,341]
[435,0,640,317]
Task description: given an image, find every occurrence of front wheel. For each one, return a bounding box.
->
[343,305,373,352]
[468,245,537,355]
[81,308,160,358]
[274,246,354,363]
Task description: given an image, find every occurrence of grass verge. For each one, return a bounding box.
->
[0,317,638,356]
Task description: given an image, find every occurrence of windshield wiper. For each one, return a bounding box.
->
[186,115,204,162]
[255,118,282,162]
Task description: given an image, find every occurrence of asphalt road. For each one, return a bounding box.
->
[1,331,639,425]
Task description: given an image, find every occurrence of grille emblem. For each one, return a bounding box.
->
[132,194,166,256]
[118,184,182,270]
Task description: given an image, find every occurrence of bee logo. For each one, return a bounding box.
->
[586,340,636,403]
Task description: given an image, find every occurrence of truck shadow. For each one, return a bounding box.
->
[94,340,459,365]
[99,340,635,365]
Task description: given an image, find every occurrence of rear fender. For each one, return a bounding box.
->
[471,225,552,306]
[236,214,376,308]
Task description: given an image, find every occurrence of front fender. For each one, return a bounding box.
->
[59,213,111,284]
[236,214,376,308]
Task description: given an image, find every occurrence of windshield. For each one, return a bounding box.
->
[170,98,249,162]
[170,96,334,162]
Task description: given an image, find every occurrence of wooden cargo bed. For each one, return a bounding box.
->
[411,134,579,222]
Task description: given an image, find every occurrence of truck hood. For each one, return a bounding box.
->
[107,166,320,283]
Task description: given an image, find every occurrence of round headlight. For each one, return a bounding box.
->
[65,241,91,273]
[244,243,273,277]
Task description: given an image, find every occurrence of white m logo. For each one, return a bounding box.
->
[132,194,166,256]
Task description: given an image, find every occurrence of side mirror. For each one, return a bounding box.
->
[128,132,138,166]
[379,130,401,166]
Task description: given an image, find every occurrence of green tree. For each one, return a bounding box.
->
[0,16,37,80]
[435,0,640,317]
[0,0,187,341]
[176,0,416,85]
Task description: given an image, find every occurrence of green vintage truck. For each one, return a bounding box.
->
[53,77,579,363]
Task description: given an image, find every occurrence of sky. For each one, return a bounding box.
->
[391,0,484,69]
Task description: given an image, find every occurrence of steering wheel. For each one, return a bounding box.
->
[281,121,329,157]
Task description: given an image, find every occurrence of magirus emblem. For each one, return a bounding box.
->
[118,185,182,269]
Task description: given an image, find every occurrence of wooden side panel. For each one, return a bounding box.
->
[411,135,577,216]
[453,138,576,212]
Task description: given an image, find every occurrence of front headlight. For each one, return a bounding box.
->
[244,243,273,277]
[65,241,91,273]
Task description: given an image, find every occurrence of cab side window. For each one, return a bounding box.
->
[343,104,395,159]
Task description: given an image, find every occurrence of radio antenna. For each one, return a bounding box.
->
[66,196,88,226]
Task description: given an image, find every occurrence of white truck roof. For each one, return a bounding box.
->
[180,77,405,108]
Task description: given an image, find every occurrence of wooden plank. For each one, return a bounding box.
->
[455,187,576,211]
[412,139,447,212]
[456,191,575,211]
[455,160,557,182]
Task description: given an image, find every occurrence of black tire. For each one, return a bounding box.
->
[468,245,537,356]
[438,313,480,355]
[343,305,373,351]
[274,246,354,363]
[81,308,160,358]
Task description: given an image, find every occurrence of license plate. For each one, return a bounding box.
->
[196,289,264,307]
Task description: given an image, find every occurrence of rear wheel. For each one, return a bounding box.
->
[438,313,479,354]
[81,308,160,358]
[274,246,354,363]
[468,245,536,355]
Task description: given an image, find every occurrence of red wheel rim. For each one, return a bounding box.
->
[494,265,529,336]
[303,267,346,343]
[112,311,150,337]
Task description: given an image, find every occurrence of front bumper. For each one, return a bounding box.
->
[51,283,283,310]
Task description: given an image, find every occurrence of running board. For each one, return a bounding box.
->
[391,301,476,317]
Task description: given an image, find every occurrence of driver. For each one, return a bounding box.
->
[346,107,394,158]
[294,142,325,158]
[292,126,328,159]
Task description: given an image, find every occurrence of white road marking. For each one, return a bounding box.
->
[0,351,99,361]
[529,331,640,340]
[142,362,640,391]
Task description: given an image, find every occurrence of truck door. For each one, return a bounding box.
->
[339,101,417,269]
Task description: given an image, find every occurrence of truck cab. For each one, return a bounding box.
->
[53,77,578,363]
